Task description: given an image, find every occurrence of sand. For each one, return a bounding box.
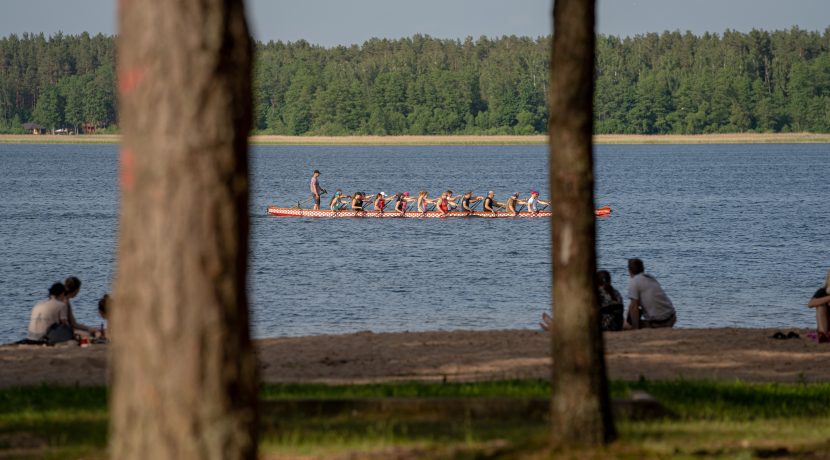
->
[1,328,827,388]
[2,133,830,145]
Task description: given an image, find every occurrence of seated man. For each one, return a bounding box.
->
[625,258,676,329]
[482,191,503,215]
[26,283,70,343]
[460,191,483,213]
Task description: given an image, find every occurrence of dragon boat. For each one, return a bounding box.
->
[266,205,612,218]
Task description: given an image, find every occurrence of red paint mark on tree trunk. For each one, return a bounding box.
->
[120,148,135,190]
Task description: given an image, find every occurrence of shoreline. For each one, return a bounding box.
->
[1,327,826,388]
[1,132,830,145]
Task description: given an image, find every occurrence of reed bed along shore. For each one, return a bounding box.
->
[2,132,830,145]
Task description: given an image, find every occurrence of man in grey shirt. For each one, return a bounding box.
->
[625,258,676,329]
[27,283,69,341]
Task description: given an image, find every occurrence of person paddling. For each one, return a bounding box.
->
[417,191,432,213]
[373,192,388,213]
[437,191,452,216]
[526,191,549,214]
[394,192,412,214]
[482,191,503,215]
[329,189,349,211]
[460,191,483,213]
[506,193,524,216]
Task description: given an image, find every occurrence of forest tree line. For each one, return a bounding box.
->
[1,28,830,135]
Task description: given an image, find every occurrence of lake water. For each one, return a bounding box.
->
[1,143,828,341]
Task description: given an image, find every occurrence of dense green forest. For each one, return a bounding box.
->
[2,28,830,135]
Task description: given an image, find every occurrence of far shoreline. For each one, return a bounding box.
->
[1,132,830,146]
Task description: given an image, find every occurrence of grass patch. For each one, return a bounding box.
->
[2,380,830,458]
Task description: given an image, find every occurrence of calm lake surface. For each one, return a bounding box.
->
[1,143,828,341]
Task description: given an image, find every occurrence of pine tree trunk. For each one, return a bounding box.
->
[548,0,616,447]
[110,1,258,459]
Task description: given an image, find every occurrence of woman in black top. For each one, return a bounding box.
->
[808,270,830,340]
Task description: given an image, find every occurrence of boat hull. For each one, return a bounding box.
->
[266,206,611,218]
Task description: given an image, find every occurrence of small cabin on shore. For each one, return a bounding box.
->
[22,122,46,135]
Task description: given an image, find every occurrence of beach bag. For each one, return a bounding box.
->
[45,323,74,344]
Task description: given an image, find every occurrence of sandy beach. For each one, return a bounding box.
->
[1,328,827,388]
[2,133,830,145]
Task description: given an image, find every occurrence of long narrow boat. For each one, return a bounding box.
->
[266,205,612,218]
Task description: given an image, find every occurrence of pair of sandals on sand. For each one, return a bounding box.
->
[769,331,800,340]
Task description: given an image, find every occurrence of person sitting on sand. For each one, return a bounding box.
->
[64,276,97,337]
[26,282,69,343]
[597,270,625,331]
[625,258,676,329]
[540,270,625,331]
[95,294,110,340]
[808,269,830,342]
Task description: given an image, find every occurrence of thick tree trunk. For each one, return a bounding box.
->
[549,0,615,447]
[110,1,257,459]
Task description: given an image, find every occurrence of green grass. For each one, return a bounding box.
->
[2,380,830,458]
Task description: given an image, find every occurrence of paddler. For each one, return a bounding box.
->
[373,192,388,213]
[351,192,369,212]
[506,193,525,216]
[417,191,432,213]
[526,190,549,214]
[329,189,350,211]
[445,190,462,211]
[460,191,483,213]
[437,191,452,216]
[482,191,503,215]
[394,192,412,214]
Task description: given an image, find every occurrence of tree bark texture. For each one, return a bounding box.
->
[548,0,616,447]
[111,1,257,459]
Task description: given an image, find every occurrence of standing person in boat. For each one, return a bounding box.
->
[482,191,503,215]
[460,191,483,213]
[310,170,325,210]
[329,189,350,211]
[526,191,550,214]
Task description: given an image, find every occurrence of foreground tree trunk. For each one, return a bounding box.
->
[549,0,616,447]
[110,1,257,459]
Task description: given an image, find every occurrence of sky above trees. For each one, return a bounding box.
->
[0,0,828,46]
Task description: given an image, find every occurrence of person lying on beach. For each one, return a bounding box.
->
[807,269,830,342]
[25,282,69,343]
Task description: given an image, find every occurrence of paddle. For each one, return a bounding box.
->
[294,190,328,208]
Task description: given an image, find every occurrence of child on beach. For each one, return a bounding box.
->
[808,270,830,342]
